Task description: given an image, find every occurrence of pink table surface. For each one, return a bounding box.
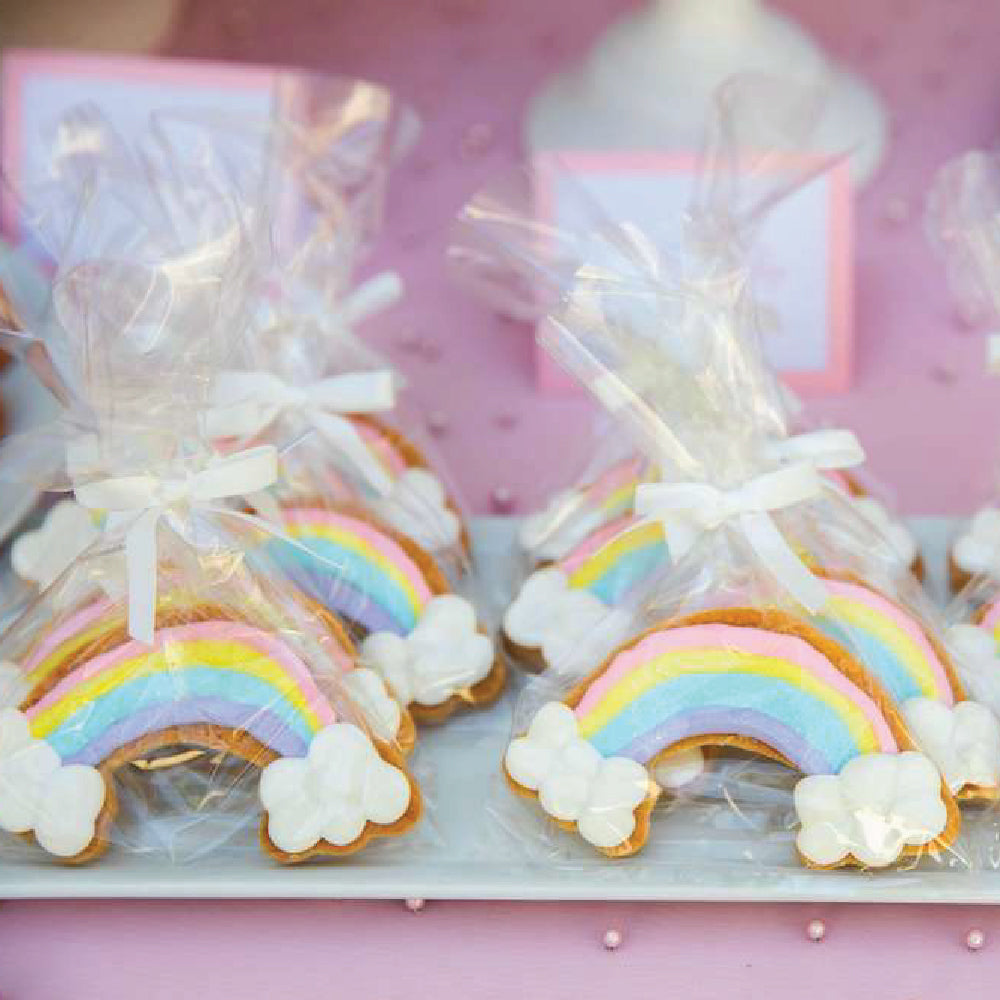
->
[6,1,1000,996]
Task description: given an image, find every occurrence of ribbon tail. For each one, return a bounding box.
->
[125,507,161,645]
[311,411,395,496]
[739,511,829,614]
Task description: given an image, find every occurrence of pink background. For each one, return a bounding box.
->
[5,0,1000,996]
[173,0,1000,519]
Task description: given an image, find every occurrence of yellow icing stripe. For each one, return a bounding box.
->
[283,521,426,613]
[598,482,639,515]
[576,647,882,753]
[568,521,665,591]
[30,638,324,737]
[825,595,942,699]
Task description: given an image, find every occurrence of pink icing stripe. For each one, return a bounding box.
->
[24,599,114,671]
[283,507,433,602]
[27,621,337,725]
[356,420,407,475]
[581,456,644,506]
[823,578,955,704]
[982,600,1000,632]
[574,623,898,753]
[559,515,640,572]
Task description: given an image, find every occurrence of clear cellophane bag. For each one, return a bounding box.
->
[0,107,433,867]
[477,77,1000,878]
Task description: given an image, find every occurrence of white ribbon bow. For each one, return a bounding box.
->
[205,368,396,495]
[765,429,865,472]
[74,445,279,645]
[635,463,829,612]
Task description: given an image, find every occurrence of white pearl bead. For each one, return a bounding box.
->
[967,928,986,951]
[806,919,826,942]
[404,897,425,913]
[603,928,623,950]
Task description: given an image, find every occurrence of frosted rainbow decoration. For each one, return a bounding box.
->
[559,516,669,605]
[572,618,898,773]
[269,509,435,635]
[504,612,960,865]
[812,578,958,707]
[20,598,355,701]
[24,621,337,765]
[579,455,653,526]
[979,599,1000,642]
[321,418,412,502]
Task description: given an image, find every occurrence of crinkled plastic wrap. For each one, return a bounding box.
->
[452,76,916,683]
[484,78,1000,877]
[927,150,1000,596]
[0,109,432,866]
[186,97,505,727]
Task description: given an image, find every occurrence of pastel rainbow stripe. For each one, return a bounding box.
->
[25,621,336,766]
[581,455,651,523]
[981,599,1000,640]
[812,579,954,706]
[559,516,669,605]
[20,599,354,703]
[270,508,433,635]
[573,622,898,775]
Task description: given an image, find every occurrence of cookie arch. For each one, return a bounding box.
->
[506,609,961,867]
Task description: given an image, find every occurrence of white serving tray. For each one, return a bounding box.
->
[4,515,999,902]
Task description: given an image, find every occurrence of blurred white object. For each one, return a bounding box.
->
[11,500,98,590]
[527,0,887,188]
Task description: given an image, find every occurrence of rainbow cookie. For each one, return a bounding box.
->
[312,415,469,556]
[503,515,679,673]
[17,593,416,755]
[811,573,1000,802]
[267,502,504,724]
[0,606,423,863]
[518,455,656,562]
[504,609,960,869]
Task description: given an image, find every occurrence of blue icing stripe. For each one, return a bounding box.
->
[265,536,416,634]
[812,615,919,704]
[587,672,864,773]
[46,667,316,760]
[587,541,669,605]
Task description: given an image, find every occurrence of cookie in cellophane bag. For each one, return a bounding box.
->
[192,104,505,726]
[452,77,920,680]
[0,118,428,866]
[492,163,1000,875]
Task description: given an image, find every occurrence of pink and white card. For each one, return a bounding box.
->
[534,153,853,394]
[0,49,311,247]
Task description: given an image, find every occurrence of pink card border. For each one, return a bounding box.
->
[0,48,303,241]
[532,151,854,395]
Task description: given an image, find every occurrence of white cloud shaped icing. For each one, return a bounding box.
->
[341,667,403,743]
[953,507,1000,577]
[11,500,100,590]
[794,751,947,868]
[360,594,493,707]
[850,495,917,567]
[518,489,605,562]
[370,469,460,552]
[503,567,631,672]
[0,707,105,857]
[946,623,1000,708]
[901,697,1000,794]
[259,722,410,853]
[505,701,649,849]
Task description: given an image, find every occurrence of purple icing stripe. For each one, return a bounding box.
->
[618,707,833,775]
[62,699,310,766]
[284,565,402,634]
